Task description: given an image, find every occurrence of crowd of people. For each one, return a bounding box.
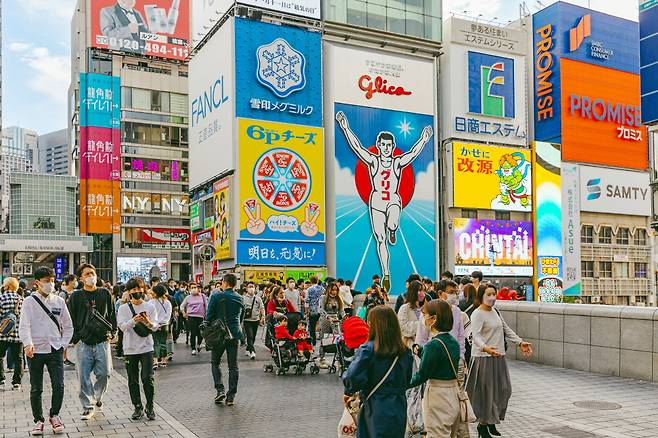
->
[0,264,532,437]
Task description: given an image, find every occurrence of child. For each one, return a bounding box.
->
[274,315,294,341]
[294,320,313,357]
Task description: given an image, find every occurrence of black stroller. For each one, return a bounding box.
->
[263,311,320,376]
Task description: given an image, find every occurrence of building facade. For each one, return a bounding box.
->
[38,129,70,175]
[70,0,190,282]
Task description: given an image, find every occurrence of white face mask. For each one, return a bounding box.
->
[40,282,54,294]
[85,276,97,287]
[446,294,459,306]
[190,288,199,295]
[247,287,255,295]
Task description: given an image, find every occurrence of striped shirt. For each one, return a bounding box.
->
[0,291,23,342]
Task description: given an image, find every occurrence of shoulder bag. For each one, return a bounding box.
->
[493,308,508,352]
[156,300,170,334]
[83,293,113,339]
[244,296,257,319]
[31,295,62,335]
[202,296,233,350]
[0,298,20,336]
[437,338,476,423]
[345,355,399,425]
[128,303,153,338]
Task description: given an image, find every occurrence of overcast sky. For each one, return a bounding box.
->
[2,0,641,135]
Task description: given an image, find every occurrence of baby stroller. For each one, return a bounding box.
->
[333,316,369,376]
[264,311,320,376]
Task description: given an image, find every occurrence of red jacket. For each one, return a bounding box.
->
[293,329,313,351]
[275,324,294,340]
[266,299,296,315]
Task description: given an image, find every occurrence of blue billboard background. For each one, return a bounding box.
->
[80,73,121,129]
[236,240,325,266]
[234,17,322,127]
[640,3,658,124]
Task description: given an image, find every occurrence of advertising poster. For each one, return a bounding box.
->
[214,177,231,260]
[451,142,531,211]
[334,103,435,292]
[190,203,200,230]
[140,228,191,249]
[80,126,121,181]
[80,180,121,234]
[117,256,168,284]
[533,141,563,302]
[561,163,581,296]
[238,0,321,19]
[80,73,121,128]
[243,269,285,284]
[237,118,325,266]
[454,219,533,276]
[640,1,658,123]
[234,17,322,127]
[578,165,650,216]
[285,268,327,282]
[90,0,190,61]
[191,0,232,46]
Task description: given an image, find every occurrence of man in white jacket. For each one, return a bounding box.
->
[19,267,73,436]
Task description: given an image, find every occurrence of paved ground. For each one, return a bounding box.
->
[3,330,658,437]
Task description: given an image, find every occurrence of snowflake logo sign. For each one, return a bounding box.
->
[256,38,307,98]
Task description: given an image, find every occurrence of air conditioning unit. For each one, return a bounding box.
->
[591,296,602,303]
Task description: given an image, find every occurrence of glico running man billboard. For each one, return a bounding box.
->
[90,0,190,61]
[326,42,436,293]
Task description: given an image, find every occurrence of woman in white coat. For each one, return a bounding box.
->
[397,280,423,347]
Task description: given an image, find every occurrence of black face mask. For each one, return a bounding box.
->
[131,292,144,301]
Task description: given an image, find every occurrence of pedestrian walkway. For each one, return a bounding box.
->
[3,345,658,438]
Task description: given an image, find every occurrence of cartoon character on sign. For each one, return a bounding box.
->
[492,152,531,209]
[335,111,433,289]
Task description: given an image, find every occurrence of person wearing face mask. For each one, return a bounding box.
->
[179,283,207,355]
[466,283,532,438]
[174,282,189,345]
[241,283,264,360]
[18,267,73,436]
[58,275,77,366]
[116,277,158,421]
[283,277,302,317]
[67,263,117,421]
[397,280,423,348]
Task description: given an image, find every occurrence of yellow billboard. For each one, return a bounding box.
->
[214,176,231,261]
[237,119,325,265]
[452,142,532,212]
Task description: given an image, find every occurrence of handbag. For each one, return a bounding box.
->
[0,300,20,336]
[437,338,476,423]
[128,303,152,338]
[244,296,257,319]
[202,297,233,350]
[83,294,113,339]
[337,406,357,437]
[406,356,425,434]
[345,355,399,425]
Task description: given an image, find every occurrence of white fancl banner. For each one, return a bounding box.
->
[238,0,320,19]
[189,17,235,188]
[192,0,234,47]
[578,164,651,216]
[561,163,581,296]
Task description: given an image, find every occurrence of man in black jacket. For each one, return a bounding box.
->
[67,264,116,421]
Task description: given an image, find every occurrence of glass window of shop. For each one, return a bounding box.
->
[122,87,187,115]
[122,122,188,147]
[122,158,188,182]
[122,192,189,216]
[324,0,442,42]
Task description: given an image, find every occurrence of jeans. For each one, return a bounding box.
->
[187,317,203,350]
[0,341,23,384]
[27,347,64,423]
[243,321,259,353]
[211,339,239,397]
[76,341,112,409]
[308,313,321,345]
[125,352,154,409]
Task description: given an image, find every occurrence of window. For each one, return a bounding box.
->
[634,262,648,278]
[635,229,648,246]
[347,0,366,26]
[462,209,477,219]
[614,262,629,278]
[617,228,630,244]
[89,53,112,75]
[581,260,594,277]
[598,226,612,244]
[581,225,594,243]
[599,261,612,278]
[495,211,510,221]
[132,89,151,110]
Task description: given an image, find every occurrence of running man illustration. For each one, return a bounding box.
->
[335,111,433,289]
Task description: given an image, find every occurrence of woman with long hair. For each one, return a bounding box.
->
[265,286,296,349]
[466,284,532,438]
[409,300,462,437]
[397,279,423,347]
[318,282,345,367]
[461,283,478,364]
[343,306,413,438]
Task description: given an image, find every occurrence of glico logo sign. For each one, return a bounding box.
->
[535,24,555,122]
[468,52,515,118]
[358,75,412,100]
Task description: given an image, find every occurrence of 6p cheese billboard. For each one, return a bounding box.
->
[90,0,190,61]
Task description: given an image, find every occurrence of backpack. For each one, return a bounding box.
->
[0,300,19,336]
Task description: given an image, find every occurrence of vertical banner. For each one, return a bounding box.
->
[533,141,563,302]
[214,177,231,260]
[79,73,121,234]
[561,163,581,296]
[236,119,325,266]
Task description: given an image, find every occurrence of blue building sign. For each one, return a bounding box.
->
[80,73,121,129]
[640,1,658,124]
[236,240,325,266]
[234,17,322,127]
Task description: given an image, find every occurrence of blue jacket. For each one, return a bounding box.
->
[174,290,187,306]
[343,342,413,438]
[206,289,245,339]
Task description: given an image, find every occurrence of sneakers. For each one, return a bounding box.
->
[214,391,226,404]
[12,383,21,391]
[191,350,197,356]
[0,379,5,387]
[225,397,235,406]
[49,416,65,434]
[145,407,156,421]
[31,421,44,436]
[318,359,329,369]
[81,408,95,420]
[64,359,76,366]
[244,350,251,357]
[131,407,144,420]
[250,351,256,360]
